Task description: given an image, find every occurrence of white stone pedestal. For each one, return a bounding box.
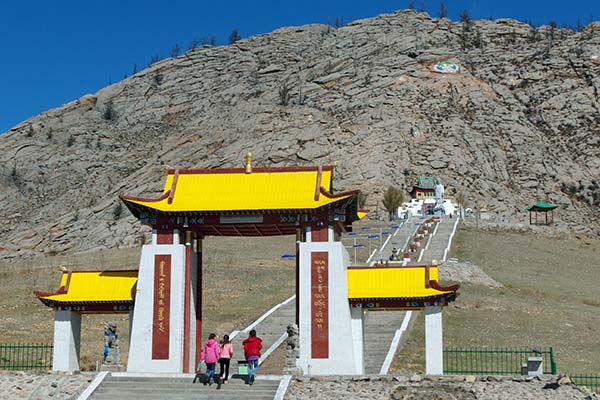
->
[425,305,443,375]
[52,310,81,372]
[297,239,363,375]
[127,243,192,373]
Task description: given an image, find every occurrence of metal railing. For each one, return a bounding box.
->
[571,374,600,394]
[0,343,53,370]
[444,347,557,375]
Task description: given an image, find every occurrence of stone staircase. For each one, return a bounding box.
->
[420,217,457,263]
[231,298,295,364]
[362,310,407,374]
[89,375,281,400]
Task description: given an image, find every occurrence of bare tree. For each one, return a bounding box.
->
[439,1,448,18]
[200,36,217,46]
[228,29,241,44]
[149,53,163,67]
[188,37,200,50]
[358,192,368,209]
[460,9,472,30]
[419,0,427,12]
[408,1,415,10]
[170,44,181,58]
[382,186,404,221]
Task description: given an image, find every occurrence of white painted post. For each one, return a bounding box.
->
[128,308,134,347]
[425,305,443,375]
[127,244,187,373]
[297,239,361,375]
[350,306,364,374]
[52,310,81,372]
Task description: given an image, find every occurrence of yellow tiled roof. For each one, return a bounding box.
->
[347,265,455,299]
[35,271,138,304]
[121,166,357,213]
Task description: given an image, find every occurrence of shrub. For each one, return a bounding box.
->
[103,100,116,121]
[153,72,163,86]
[278,82,292,106]
[113,202,123,220]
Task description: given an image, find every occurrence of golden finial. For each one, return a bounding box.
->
[245,151,252,174]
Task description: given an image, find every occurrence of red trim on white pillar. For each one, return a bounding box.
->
[194,239,203,369]
[183,243,192,372]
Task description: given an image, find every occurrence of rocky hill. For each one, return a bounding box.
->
[1,10,599,258]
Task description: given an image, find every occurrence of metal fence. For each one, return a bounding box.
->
[571,375,600,394]
[0,343,53,370]
[444,347,557,375]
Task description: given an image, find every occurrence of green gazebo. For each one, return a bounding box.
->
[527,202,557,225]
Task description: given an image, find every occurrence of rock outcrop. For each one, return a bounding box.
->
[1,10,599,258]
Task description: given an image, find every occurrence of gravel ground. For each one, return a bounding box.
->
[0,371,94,400]
[285,375,597,400]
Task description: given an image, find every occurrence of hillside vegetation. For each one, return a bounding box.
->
[0,10,598,259]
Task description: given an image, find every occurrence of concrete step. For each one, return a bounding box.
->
[362,310,406,374]
[89,375,281,400]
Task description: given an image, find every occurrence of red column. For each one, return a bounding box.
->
[295,229,301,327]
[183,231,193,372]
[194,238,203,369]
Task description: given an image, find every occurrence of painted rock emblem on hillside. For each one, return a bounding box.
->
[432,61,459,74]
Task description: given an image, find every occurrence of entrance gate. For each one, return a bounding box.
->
[120,161,368,374]
[37,158,459,375]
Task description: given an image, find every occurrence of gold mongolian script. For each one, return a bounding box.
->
[152,255,171,359]
[311,252,329,358]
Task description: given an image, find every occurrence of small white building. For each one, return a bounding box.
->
[397,198,424,219]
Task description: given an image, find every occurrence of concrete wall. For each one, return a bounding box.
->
[127,244,187,372]
[52,310,81,372]
[297,239,363,375]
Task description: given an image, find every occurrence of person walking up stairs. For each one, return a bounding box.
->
[242,329,263,385]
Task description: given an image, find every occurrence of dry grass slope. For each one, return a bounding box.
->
[0,235,296,370]
[393,226,600,374]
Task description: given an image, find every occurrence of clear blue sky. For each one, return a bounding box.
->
[0,0,597,133]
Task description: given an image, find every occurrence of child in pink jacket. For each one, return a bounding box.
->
[218,334,234,384]
[198,333,221,385]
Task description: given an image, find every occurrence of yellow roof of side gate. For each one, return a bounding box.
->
[347,265,457,300]
[35,270,138,306]
[121,166,357,213]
